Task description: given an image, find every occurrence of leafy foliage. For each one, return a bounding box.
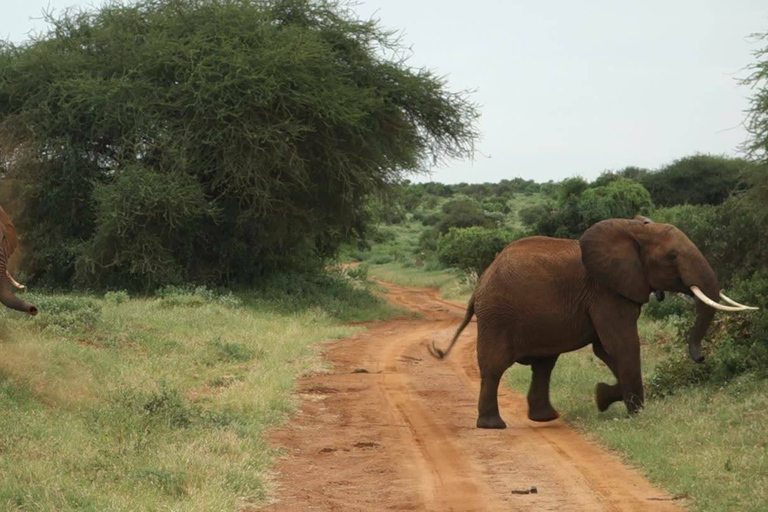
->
[743,30,768,162]
[437,227,517,274]
[535,178,653,238]
[436,198,496,234]
[0,0,477,289]
[640,155,751,207]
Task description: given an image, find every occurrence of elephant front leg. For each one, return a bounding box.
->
[590,301,645,415]
[617,354,644,414]
[527,356,559,422]
[592,342,624,412]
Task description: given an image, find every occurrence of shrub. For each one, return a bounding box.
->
[535,178,653,238]
[21,294,102,332]
[518,204,550,227]
[103,290,130,304]
[436,199,496,234]
[648,273,768,396]
[640,155,751,207]
[643,293,691,320]
[417,228,440,254]
[437,227,517,274]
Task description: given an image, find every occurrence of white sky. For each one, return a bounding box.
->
[2,0,767,184]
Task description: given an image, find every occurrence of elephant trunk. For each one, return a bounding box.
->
[0,243,36,315]
[681,251,719,364]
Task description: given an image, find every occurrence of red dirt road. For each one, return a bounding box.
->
[261,282,683,511]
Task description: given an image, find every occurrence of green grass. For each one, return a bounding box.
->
[0,277,396,511]
[367,262,473,301]
[505,317,768,512]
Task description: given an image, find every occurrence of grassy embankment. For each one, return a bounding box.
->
[354,208,768,512]
[0,274,397,511]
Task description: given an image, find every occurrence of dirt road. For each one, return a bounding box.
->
[262,282,683,511]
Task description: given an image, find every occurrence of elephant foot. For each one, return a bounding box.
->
[595,382,621,412]
[476,415,507,429]
[527,405,559,422]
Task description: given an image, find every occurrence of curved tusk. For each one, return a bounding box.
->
[690,286,758,312]
[719,291,758,310]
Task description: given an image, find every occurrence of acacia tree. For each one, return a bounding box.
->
[0,0,477,289]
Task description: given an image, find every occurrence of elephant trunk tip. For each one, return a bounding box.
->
[27,305,38,316]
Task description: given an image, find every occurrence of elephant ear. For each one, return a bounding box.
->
[580,219,651,304]
[0,205,18,257]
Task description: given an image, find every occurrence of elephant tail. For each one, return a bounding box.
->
[428,296,475,360]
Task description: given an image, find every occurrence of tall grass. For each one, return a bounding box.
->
[0,275,395,510]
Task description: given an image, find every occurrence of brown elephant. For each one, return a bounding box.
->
[429,217,756,429]
[0,205,36,315]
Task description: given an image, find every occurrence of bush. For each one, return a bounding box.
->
[640,155,751,207]
[535,178,653,238]
[417,228,440,254]
[643,293,691,320]
[21,294,102,333]
[104,290,130,304]
[436,199,496,234]
[437,227,517,274]
[648,273,768,396]
[518,204,550,227]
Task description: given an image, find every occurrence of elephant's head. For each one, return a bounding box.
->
[579,218,756,364]
[0,221,36,316]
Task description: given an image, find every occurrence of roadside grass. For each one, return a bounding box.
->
[505,317,768,512]
[367,262,473,302]
[0,276,396,511]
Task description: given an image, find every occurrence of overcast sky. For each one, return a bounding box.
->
[2,0,767,184]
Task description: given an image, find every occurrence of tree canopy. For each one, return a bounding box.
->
[0,0,478,289]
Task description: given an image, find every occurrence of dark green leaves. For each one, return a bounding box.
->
[0,0,478,289]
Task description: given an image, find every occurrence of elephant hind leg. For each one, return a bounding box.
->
[527,356,560,422]
[477,373,507,429]
[476,327,514,429]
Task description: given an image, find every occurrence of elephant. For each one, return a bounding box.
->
[0,205,37,315]
[429,217,757,429]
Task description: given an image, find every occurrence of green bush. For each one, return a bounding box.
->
[640,155,751,207]
[643,293,691,320]
[436,199,496,234]
[417,228,440,254]
[518,204,550,227]
[437,227,517,274]
[104,290,130,304]
[648,273,768,396]
[21,294,102,333]
[534,178,652,238]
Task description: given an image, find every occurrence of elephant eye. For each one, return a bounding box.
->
[666,250,678,261]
